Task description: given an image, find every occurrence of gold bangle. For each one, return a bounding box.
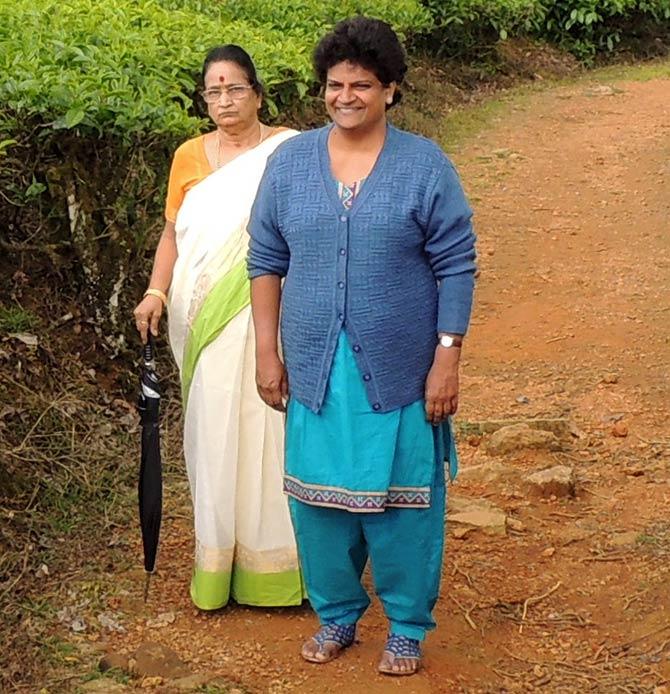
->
[144,288,168,306]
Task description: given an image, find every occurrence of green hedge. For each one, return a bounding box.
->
[221,0,432,37]
[0,0,431,349]
[0,0,668,350]
[538,0,670,59]
[424,0,543,49]
[422,0,670,60]
[0,0,307,139]
[0,0,431,138]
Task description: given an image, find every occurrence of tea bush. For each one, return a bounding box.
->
[538,0,670,59]
[423,0,544,56]
[0,0,313,139]
[422,0,670,59]
[0,0,668,348]
[0,0,430,347]
[221,0,432,38]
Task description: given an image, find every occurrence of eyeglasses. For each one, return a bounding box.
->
[200,85,255,103]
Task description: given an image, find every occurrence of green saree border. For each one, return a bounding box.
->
[191,566,305,610]
[231,566,305,607]
[191,567,231,610]
[181,258,250,407]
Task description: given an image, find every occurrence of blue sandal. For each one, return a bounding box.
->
[301,623,356,664]
[378,634,422,676]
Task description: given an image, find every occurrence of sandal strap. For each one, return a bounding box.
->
[384,634,421,659]
[313,623,356,649]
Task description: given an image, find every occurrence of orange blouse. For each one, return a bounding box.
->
[164,135,212,223]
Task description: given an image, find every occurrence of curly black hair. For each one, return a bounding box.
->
[313,16,407,109]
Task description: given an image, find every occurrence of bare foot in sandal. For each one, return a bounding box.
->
[301,623,356,664]
[378,634,421,676]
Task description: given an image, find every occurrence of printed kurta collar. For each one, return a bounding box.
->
[317,123,396,220]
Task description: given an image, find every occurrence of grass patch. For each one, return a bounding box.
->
[81,667,131,685]
[585,59,670,82]
[441,95,526,151]
[40,634,81,668]
[0,304,39,333]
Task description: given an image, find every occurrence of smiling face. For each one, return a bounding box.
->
[325,61,395,133]
[203,60,261,130]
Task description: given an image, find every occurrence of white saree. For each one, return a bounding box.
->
[168,129,303,609]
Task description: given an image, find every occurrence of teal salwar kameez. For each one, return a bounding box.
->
[286,332,456,640]
[284,178,458,640]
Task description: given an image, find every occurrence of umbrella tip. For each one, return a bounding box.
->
[143,573,152,603]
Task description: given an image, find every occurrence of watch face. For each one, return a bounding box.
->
[440,335,455,348]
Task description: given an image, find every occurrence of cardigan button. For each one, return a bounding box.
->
[352,344,361,353]
[337,281,345,289]
[339,248,346,256]
[340,215,347,222]
[363,374,371,382]
[373,403,381,411]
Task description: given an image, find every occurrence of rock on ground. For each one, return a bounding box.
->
[448,495,507,536]
[458,418,571,437]
[524,465,576,498]
[610,530,639,548]
[485,423,562,456]
[456,461,520,485]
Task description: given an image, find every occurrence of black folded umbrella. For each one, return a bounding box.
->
[136,336,162,602]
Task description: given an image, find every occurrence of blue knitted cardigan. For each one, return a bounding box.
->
[248,124,477,414]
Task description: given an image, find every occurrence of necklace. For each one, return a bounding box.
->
[215,122,263,169]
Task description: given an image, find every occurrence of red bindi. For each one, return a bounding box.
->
[219,75,225,83]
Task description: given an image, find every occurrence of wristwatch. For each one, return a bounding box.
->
[438,334,463,349]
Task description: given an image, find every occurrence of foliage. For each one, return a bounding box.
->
[221,0,433,39]
[0,0,668,349]
[423,0,544,55]
[0,0,431,139]
[0,0,313,139]
[421,0,670,60]
[537,0,670,60]
[0,0,429,348]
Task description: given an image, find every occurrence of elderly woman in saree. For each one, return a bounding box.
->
[133,45,303,610]
[248,18,476,676]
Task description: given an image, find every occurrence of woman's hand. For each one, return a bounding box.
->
[133,295,163,344]
[425,346,460,425]
[256,351,289,412]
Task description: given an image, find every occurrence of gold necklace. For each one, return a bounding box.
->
[215,123,263,169]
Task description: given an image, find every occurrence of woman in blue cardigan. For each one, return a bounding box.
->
[248,17,476,676]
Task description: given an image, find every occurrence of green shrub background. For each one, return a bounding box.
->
[423,0,670,59]
[0,0,431,351]
[0,0,668,350]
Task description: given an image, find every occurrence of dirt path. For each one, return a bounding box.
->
[102,74,670,693]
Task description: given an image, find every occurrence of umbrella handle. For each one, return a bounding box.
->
[143,334,155,366]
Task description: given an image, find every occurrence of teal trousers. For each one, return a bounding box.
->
[288,462,445,641]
